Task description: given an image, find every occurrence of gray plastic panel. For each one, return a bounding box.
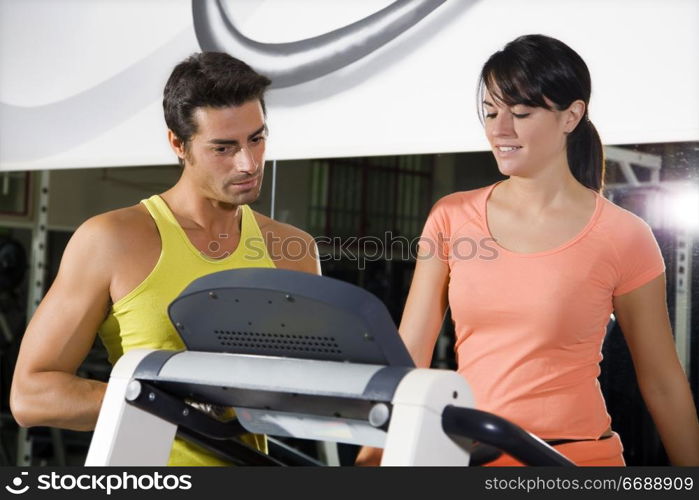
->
[168,268,414,367]
[133,350,181,379]
[152,352,385,398]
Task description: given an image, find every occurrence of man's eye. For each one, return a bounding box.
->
[251,136,266,145]
[214,147,228,153]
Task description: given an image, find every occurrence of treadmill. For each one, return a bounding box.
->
[86,268,573,466]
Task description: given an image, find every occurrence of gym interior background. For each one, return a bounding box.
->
[1,0,698,467]
[0,141,697,465]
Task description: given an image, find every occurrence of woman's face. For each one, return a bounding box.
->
[483,86,576,179]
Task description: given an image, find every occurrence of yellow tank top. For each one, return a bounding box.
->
[98,195,274,465]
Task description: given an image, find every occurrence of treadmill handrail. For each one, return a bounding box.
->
[441,405,575,466]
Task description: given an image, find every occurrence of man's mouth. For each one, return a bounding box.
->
[229,177,258,189]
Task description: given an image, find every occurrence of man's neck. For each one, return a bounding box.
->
[160,184,243,237]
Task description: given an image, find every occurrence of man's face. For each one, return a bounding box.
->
[183,100,267,206]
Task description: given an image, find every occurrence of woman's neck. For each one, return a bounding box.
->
[497,169,592,214]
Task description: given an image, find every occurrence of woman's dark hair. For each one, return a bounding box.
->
[478,34,604,191]
[163,52,271,163]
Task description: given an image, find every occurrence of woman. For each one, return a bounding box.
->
[357,34,699,466]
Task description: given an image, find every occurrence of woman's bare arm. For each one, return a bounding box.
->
[614,274,699,465]
[355,248,450,465]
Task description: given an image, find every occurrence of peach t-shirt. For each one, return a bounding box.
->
[420,183,665,440]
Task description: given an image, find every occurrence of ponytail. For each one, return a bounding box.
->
[567,115,604,192]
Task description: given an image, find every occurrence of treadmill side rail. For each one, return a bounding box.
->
[85,349,177,466]
[382,369,475,466]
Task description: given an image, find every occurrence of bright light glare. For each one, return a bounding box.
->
[666,187,699,231]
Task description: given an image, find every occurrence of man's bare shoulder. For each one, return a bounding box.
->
[252,210,319,274]
[72,203,156,255]
[51,203,156,290]
[252,210,315,243]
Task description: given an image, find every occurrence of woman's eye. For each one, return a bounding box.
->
[512,112,530,119]
[485,113,497,119]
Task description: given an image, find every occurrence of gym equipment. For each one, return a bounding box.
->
[0,237,26,296]
[86,268,573,466]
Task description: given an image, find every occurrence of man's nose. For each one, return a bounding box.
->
[234,146,258,174]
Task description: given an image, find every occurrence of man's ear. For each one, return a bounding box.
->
[564,100,586,133]
[167,129,186,162]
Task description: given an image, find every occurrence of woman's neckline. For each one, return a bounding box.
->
[481,180,602,258]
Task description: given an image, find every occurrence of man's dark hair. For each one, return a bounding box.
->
[163,52,271,159]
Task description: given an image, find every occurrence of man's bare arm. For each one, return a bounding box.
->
[10,215,117,431]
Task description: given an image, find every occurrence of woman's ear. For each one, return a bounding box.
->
[564,100,586,133]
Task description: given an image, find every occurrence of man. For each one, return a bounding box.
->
[10,52,320,465]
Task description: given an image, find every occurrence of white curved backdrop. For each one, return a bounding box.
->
[1,0,698,171]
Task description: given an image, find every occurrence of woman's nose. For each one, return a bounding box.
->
[491,112,516,137]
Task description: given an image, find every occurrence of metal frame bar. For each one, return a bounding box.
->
[16,170,52,466]
[604,146,693,377]
[674,230,693,373]
[605,146,662,187]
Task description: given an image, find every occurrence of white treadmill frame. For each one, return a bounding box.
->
[86,349,474,466]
